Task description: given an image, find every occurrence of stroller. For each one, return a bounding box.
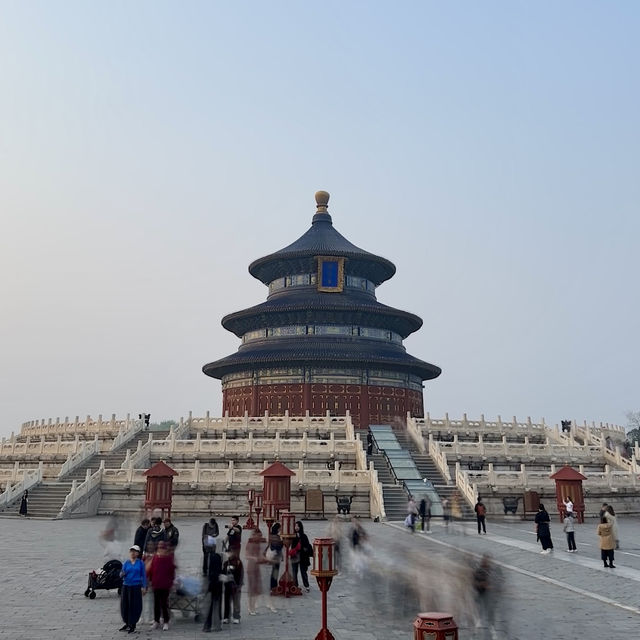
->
[85,559,123,599]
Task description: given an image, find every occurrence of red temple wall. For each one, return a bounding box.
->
[222,383,424,429]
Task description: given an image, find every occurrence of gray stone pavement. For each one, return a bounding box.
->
[0,514,639,639]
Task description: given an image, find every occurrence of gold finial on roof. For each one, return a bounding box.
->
[315,190,330,212]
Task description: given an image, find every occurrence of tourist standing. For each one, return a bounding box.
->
[604,505,620,549]
[562,496,574,516]
[289,521,312,592]
[225,516,242,555]
[202,517,220,575]
[203,547,223,632]
[163,517,179,549]
[266,522,283,603]
[419,495,432,533]
[133,518,151,552]
[119,545,147,634]
[563,512,577,552]
[222,550,244,624]
[144,517,167,553]
[475,497,487,535]
[535,503,554,554]
[442,498,451,532]
[366,431,373,456]
[597,516,616,568]
[147,541,176,631]
[19,490,28,517]
[141,541,156,624]
[406,497,418,533]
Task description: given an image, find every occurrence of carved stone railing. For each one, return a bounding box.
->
[188,411,352,434]
[0,463,43,509]
[428,436,452,483]
[455,462,478,507]
[58,464,104,518]
[20,413,134,438]
[0,435,82,458]
[57,436,100,479]
[110,417,145,452]
[121,433,153,470]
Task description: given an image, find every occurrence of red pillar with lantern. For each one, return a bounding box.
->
[273,511,302,597]
[143,460,178,519]
[550,466,587,523]
[413,612,458,640]
[310,537,338,640]
[245,488,256,530]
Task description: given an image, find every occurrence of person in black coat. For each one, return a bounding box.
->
[134,519,151,551]
[202,517,220,576]
[203,549,223,632]
[535,503,554,553]
[289,521,312,591]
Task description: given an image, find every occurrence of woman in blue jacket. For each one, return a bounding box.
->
[120,544,147,634]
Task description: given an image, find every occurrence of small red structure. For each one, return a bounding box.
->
[413,612,458,640]
[143,460,178,519]
[259,461,295,512]
[550,466,586,523]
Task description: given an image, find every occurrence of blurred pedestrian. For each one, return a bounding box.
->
[289,521,312,592]
[202,517,220,576]
[406,497,418,533]
[473,554,503,640]
[141,541,156,624]
[222,550,244,624]
[265,523,282,610]
[597,515,616,568]
[442,498,451,532]
[147,541,176,631]
[119,545,147,634]
[19,490,28,517]
[535,503,553,554]
[604,505,620,549]
[563,512,577,552]
[366,431,373,456]
[144,517,166,554]
[419,495,432,533]
[163,517,179,549]
[245,530,264,615]
[475,497,487,534]
[202,547,223,632]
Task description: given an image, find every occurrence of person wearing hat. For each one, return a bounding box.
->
[119,545,147,634]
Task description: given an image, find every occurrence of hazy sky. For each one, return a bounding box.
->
[1,2,638,438]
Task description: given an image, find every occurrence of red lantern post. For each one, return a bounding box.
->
[413,612,458,639]
[310,538,338,640]
[245,488,256,530]
[254,492,265,542]
[273,511,302,597]
[263,502,277,539]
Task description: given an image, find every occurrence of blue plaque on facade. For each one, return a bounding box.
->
[321,260,339,287]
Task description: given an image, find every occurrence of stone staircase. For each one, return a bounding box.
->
[368,451,410,521]
[395,430,475,519]
[1,482,72,519]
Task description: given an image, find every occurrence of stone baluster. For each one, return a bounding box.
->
[502,435,508,456]
[520,464,528,487]
[462,413,469,430]
[445,412,451,430]
[74,434,80,454]
[194,459,200,483]
[12,461,19,483]
[478,433,485,456]
[301,431,308,455]
[275,431,280,455]
[195,431,202,453]
[298,459,304,484]
[221,431,227,455]
[228,460,234,484]
[488,463,496,485]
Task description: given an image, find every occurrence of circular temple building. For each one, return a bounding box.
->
[203,191,441,428]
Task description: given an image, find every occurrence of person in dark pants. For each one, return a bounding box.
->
[163,517,180,549]
[535,503,554,554]
[203,548,223,632]
[597,516,616,568]
[289,521,312,591]
[563,512,577,552]
[267,523,283,591]
[202,517,220,575]
[147,541,175,631]
[366,432,373,456]
[222,551,244,624]
[19,490,28,516]
[133,519,151,551]
[225,516,242,556]
[475,497,487,534]
[119,545,147,634]
[419,495,432,533]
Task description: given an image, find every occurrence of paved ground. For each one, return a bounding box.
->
[0,514,639,639]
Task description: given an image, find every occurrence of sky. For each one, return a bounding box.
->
[1,1,638,438]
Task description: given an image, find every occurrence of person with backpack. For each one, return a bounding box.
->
[475,497,487,534]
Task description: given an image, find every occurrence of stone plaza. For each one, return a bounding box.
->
[1,514,639,640]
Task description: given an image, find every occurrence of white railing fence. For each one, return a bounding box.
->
[0,463,43,509]
[57,436,100,479]
[58,465,104,518]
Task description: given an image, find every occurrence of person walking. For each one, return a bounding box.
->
[134,519,151,552]
[473,554,503,640]
[222,550,244,624]
[245,530,264,615]
[535,503,554,554]
[419,495,432,533]
[202,547,223,632]
[563,512,577,552]
[19,490,28,517]
[406,497,418,533]
[163,517,179,549]
[202,517,220,576]
[475,497,487,535]
[604,505,620,549]
[442,498,451,532]
[597,516,616,568]
[119,545,147,634]
[289,521,312,592]
[147,541,176,631]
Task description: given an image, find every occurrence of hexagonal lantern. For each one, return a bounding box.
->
[143,460,178,519]
[413,612,458,640]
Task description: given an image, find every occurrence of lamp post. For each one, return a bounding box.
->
[310,538,338,640]
[254,492,265,541]
[245,488,256,530]
[263,502,276,539]
[274,511,302,597]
